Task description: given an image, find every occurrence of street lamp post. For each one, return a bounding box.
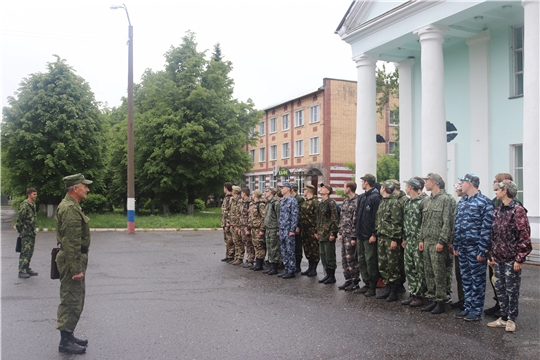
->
[111,3,135,234]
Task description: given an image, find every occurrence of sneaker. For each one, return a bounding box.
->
[487,317,507,328]
[454,310,469,319]
[18,272,30,279]
[505,320,516,332]
[410,298,424,307]
[464,313,481,322]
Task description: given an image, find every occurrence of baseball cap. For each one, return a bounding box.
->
[320,183,333,193]
[459,173,480,187]
[404,178,422,190]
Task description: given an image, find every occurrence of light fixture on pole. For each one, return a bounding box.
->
[111,3,135,234]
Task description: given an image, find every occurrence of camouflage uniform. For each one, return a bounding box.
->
[375,193,404,285]
[249,198,266,260]
[221,194,234,259]
[56,194,91,333]
[294,194,305,268]
[240,197,255,262]
[317,199,339,271]
[299,197,320,262]
[396,190,408,285]
[264,196,281,264]
[279,195,299,274]
[16,199,37,275]
[419,189,456,303]
[229,195,244,260]
[339,194,359,282]
[403,194,427,298]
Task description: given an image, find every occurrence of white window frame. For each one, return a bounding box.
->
[249,175,256,192]
[258,175,266,189]
[259,147,266,162]
[388,141,397,155]
[269,117,277,134]
[309,105,320,124]
[270,174,277,188]
[270,145,277,161]
[389,107,398,126]
[511,25,524,97]
[294,109,304,127]
[295,139,304,157]
[282,142,290,159]
[282,114,290,131]
[295,177,305,193]
[309,137,320,155]
[259,120,265,136]
[249,149,255,163]
[510,144,524,203]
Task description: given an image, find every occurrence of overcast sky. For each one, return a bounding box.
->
[1,0,374,112]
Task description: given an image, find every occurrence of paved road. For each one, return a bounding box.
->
[2,229,539,359]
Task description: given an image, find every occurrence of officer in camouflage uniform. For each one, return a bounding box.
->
[401,178,427,307]
[55,174,92,354]
[240,188,255,268]
[263,187,281,275]
[338,182,360,291]
[249,190,266,271]
[278,182,299,279]
[316,183,339,284]
[229,186,244,265]
[375,181,404,302]
[391,179,408,292]
[16,188,38,278]
[221,182,234,262]
[419,173,456,315]
[299,184,319,277]
[292,183,305,273]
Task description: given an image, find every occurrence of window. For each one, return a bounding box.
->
[282,142,290,159]
[269,117,277,133]
[309,137,320,155]
[309,105,320,124]
[259,147,266,162]
[270,145,277,161]
[294,109,304,127]
[249,149,255,163]
[295,139,304,157]
[295,178,305,193]
[511,144,523,203]
[259,120,266,136]
[389,107,399,126]
[389,141,397,155]
[249,175,256,192]
[512,26,524,97]
[282,114,290,131]
[270,174,277,188]
[259,175,266,189]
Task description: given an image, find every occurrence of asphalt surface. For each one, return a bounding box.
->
[1,228,539,360]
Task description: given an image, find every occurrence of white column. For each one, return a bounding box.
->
[414,24,449,183]
[353,54,377,186]
[395,58,415,183]
[522,0,540,249]
[466,30,491,195]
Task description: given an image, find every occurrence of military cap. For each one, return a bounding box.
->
[320,183,333,193]
[390,179,401,190]
[360,173,376,185]
[291,182,299,191]
[459,173,480,187]
[63,173,93,188]
[232,186,242,194]
[497,180,518,198]
[304,184,315,191]
[423,173,444,186]
[280,182,293,189]
[381,180,396,192]
[265,187,277,195]
[253,189,263,197]
[404,178,422,190]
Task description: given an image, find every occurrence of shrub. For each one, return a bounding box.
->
[81,194,108,214]
[11,195,26,212]
[194,199,205,212]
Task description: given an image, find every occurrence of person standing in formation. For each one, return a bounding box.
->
[248,190,266,271]
[263,188,281,276]
[277,182,299,279]
[229,186,244,265]
[338,181,360,291]
[240,188,255,268]
[221,182,235,263]
[299,184,320,277]
[291,183,305,273]
[316,183,339,285]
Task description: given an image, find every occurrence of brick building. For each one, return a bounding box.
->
[244,78,396,200]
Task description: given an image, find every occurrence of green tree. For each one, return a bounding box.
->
[1,55,106,204]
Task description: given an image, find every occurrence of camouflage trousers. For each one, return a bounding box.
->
[494,261,522,321]
[279,230,296,274]
[232,226,245,260]
[319,240,336,270]
[357,239,379,288]
[341,236,359,281]
[56,250,87,333]
[223,226,235,258]
[301,229,320,262]
[266,228,281,264]
[18,235,35,274]
[251,227,266,260]
[404,239,426,298]
[458,246,487,316]
[377,236,401,284]
[424,241,450,303]
[241,226,255,262]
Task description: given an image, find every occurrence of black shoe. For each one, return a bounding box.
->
[376,286,391,299]
[396,284,406,293]
[282,272,296,279]
[402,296,414,305]
[300,262,312,276]
[27,269,38,276]
[267,263,278,275]
[354,285,370,294]
[431,302,446,314]
[72,334,88,347]
[318,274,330,283]
[422,302,437,312]
[364,288,376,297]
[59,331,86,354]
[338,280,353,290]
[253,259,264,271]
[493,310,502,318]
[277,272,286,277]
[307,262,318,277]
[386,284,398,302]
[225,258,235,263]
[484,304,500,315]
[221,257,230,262]
[277,263,285,270]
[344,281,360,292]
[450,300,464,309]
[18,272,30,279]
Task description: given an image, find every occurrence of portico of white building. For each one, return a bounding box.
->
[337,0,539,262]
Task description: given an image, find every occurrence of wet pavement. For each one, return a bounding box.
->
[2,229,539,359]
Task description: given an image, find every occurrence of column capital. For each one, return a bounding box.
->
[394,58,415,69]
[466,29,491,47]
[522,0,538,8]
[414,24,449,42]
[353,53,377,68]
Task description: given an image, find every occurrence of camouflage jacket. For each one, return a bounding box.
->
[279,195,298,233]
[56,194,91,275]
[376,193,404,240]
[249,199,266,230]
[419,189,456,245]
[295,195,304,219]
[239,198,251,228]
[396,190,408,207]
[317,198,339,241]
[339,194,358,237]
[229,195,241,227]
[221,194,232,227]
[16,199,37,237]
[264,196,280,229]
[403,194,426,244]
[299,196,318,234]
[491,200,531,263]
[453,190,492,255]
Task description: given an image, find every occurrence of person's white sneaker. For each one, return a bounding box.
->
[487,317,507,328]
[505,319,516,332]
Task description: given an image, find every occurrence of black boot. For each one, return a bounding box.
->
[386,284,398,302]
[253,258,264,271]
[376,284,391,299]
[431,302,446,314]
[72,334,88,346]
[324,269,336,284]
[59,330,86,354]
[307,261,318,277]
[295,257,302,273]
[267,263,278,275]
[300,261,312,276]
[338,280,353,290]
[318,269,329,283]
